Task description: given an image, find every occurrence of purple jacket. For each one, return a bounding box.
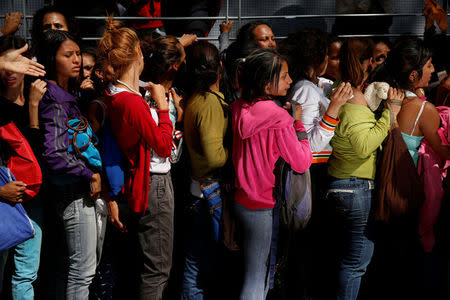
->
[39,81,94,183]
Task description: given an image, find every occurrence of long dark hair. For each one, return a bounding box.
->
[372,38,432,90]
[239,48,285,103]
[184,41,221,100]
[278,28,328,83]
[36,30,81,93]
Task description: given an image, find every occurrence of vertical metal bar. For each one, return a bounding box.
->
[238,0,242,28]
[23,0,28,42]
[226,0,229,22]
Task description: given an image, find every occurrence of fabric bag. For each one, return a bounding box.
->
[0,167,35,251]
[67,116,102,170]
[200,180,223,242]
[275,159,312,231]
[374,127,425,222]
[0,122,42,201]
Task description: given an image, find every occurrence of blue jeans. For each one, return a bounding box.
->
[58,196,98,300]
[0,198,43,300]
[327,177,375,300]
[234,201,273,300]
[181,196,216,300]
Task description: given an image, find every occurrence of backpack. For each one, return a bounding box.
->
[275,158,312,231]
[67,116,102,170]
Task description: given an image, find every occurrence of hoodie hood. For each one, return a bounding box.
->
[232,98,294,139]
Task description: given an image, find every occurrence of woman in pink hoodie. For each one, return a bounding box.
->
[231,48,312,299]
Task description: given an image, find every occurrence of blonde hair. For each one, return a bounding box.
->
[97,17,140,82]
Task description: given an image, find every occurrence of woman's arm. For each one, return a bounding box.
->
[276,121,313,174]
[347,108,391,159]
[40,101,94,180]
[123,94,173,158]
[198,100,229,170]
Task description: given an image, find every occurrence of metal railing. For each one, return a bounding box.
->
[1,0,450,41]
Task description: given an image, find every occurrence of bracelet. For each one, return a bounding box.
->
[29,124,40,129]
[386,99,403,106]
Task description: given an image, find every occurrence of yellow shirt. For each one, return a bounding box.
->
[184,91,229,181]
[328,103,391,180]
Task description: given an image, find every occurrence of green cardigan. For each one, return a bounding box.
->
[184,91,229,181]
[328,103,391,180]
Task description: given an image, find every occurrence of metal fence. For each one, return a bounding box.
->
[1,0,449,42]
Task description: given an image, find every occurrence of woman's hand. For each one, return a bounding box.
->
[80,78,94,91]
[1,12,22,35]
[0,181,26,203]
[294,104,303,121]
[169,88,184,122]
[179,34,197,48]
[29,79,47,107]
[386,87,404,117]
[0,44,45,77]
[327,82,353,118]
[145,82,169,110]
[220,21,234,33]
[107,200,127,233]
[90,173,101,200]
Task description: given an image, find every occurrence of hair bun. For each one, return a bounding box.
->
[105,16,122,33]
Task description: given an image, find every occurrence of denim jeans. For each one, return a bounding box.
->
[181,196,216,300]
[0,198,43,300]
[138,173,174,300]
[327,177,375,300]
[57,195,98,300]
[234,201,273,300]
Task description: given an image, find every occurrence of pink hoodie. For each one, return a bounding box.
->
[231,98,313,209]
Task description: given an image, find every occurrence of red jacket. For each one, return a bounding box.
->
[106,90,172,213]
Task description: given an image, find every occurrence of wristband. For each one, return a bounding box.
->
[386,99,403,106]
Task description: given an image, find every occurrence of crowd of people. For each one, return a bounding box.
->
[0,3,449,300]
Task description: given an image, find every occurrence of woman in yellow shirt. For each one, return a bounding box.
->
[327,38,403,300]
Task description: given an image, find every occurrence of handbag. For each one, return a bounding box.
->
[67,116,102,170]
[374,128,425,222]
[200,180,223,242]
[0,167,35,251]
[0,121,42,201]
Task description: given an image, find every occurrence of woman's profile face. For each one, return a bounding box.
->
[325,41,342,79]
[414,58,435,88]
[55,39,81,80]
[266,61,292,97]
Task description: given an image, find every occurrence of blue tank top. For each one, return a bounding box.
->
[400,92,426,167]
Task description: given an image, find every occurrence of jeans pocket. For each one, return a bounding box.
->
[62,200,76,221]
[327,189,355,216]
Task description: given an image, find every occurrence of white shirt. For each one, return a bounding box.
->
[289,79,339,162]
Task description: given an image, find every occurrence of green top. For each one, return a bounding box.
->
[184,91,229,181]
[328,103,391,180]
